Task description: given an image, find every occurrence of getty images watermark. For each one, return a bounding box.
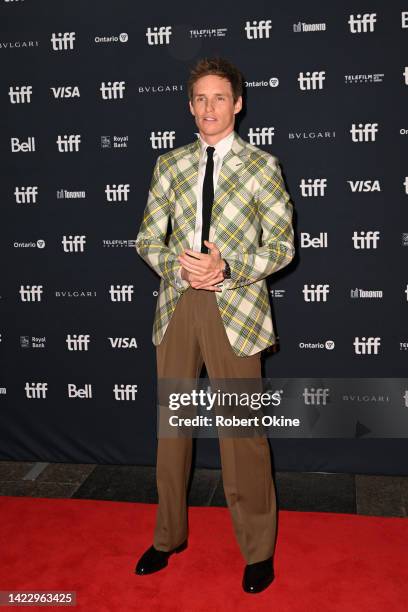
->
[156,377,408,438]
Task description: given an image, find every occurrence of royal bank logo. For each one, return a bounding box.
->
[298,71,325,90]
[299,179,327,197]
[50,32,76,51]
[56,134,81,152]
[269,289,286,298]
[101,135,128,149]
[350,123,379,142]
[9,85,32,103]
[244,19,272,39]
[19,285,43,302]
[61,235,86,252]
[353,337,381,355]
[66,334,90,351]
[100,81,126,99]
[352,231,380,249]
[247,127,274,145]
[15,186,38,203]
[348,13,377,33]
[145,26,172,45]
[105,184,130,202]
[150,130,175,149]
[20,336,46,349]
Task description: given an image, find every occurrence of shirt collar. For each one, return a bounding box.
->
[199,130,235,159]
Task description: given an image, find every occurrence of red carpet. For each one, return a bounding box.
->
[0,496,406,611]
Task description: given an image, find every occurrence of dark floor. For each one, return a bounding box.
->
[0,461,407,517]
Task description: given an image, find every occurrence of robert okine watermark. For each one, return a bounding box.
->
[156,378,408,438]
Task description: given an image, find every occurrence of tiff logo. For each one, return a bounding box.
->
[350,123,378,142]
[105,184,130,202]
[298,71,325,90]
[300,178,327,197]
[51,32,76,50]
[100,81,126,99]
[145,26,172,45]
[66,334,90,351]
[302,284,330,302]
[244,19,272,39]
[247,127,274,145]
[150,130,175,149]
[352,231,380,249]
[348,13,377,33]
[25,382,48,399]
[109,285,134,302]
[113,384,138,400]
[19,285,43,302]
[62,235,86,252]
[15,186,38,203]
[56,134,81,152]
[303,387,330,406]
[353,337,381,355]
[9,85,32,103]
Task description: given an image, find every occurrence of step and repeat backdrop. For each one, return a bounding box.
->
[1,0,407,474]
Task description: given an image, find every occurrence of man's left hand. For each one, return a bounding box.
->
[178,240,225,291]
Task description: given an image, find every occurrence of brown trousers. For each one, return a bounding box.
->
[153,286,277,564]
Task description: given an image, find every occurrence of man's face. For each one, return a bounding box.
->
[189,74,242,144]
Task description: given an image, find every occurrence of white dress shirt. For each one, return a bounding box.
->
[176,129,235,287]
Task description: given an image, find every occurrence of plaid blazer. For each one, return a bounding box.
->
[135,130,295,357]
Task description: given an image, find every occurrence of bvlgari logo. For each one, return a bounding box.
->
[137,83,184,94]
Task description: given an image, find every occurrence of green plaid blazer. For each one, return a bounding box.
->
[135,130,295,356]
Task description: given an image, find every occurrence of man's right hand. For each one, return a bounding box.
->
[181,267,223,292]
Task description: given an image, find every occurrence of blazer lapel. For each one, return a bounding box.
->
[210,132,251,243]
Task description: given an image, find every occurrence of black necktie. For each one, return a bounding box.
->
[201,146,215,253]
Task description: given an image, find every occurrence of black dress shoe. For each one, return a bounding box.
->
[242,557,274,594]
[134,540,187,575]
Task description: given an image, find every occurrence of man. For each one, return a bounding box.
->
[134,57,295,594]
